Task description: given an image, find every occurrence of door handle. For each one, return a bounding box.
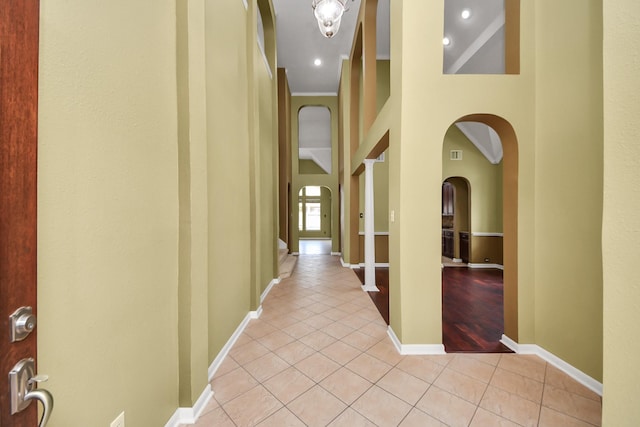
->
[9,358,54,427]
[25,388,54,427]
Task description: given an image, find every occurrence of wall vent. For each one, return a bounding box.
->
[450,150,463,160]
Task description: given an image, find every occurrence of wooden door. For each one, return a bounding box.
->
[0,0,40,425]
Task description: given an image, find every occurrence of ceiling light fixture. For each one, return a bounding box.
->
[314,58,322,66]
[312,0,353,38]
[443,36,451,46]
[461,9,471,19]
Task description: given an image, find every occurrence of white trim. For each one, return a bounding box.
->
[291,252,300,256]
[291,92,338,97]
[471,232,504,237]
[260,278,280,303]
[357,231,390,236]
[330,252,341,256]
[241,0,248,10]
[164,385,214,426]
[387,326,446,355]
[468,263,504,270]
[208,312,252,380]
[500,335,603,396]
[362,284,379,292]
[376,54,391,60]
[250,306,263,319]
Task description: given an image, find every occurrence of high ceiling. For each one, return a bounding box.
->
[271,0,506,162]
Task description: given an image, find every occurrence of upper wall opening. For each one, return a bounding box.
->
[443,0,520,75]
[299,106,332,174]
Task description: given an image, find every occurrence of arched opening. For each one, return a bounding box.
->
[441,177,470,263]
[298,185,332,255]
[441,114,518,352]
[298,106,332,175]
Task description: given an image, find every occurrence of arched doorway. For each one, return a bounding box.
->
[298,185,332,254]
[441,177,471,264]
[441,114,518,351]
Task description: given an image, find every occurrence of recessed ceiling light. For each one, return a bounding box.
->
[314,58,322,66]
[443,37,451,46]
[461,9,471,19]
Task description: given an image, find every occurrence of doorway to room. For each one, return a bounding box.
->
[298,185,332,255]
[440,115,518,352]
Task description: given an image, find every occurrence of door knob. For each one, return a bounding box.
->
[9,358,54,427]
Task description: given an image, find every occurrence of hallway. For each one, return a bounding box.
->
[187,255,602,426]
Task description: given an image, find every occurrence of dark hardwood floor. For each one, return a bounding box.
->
[354,266,512,353]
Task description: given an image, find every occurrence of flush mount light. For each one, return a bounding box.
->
[443,36,451,46]
[461,9,471,19]
[314,58,322,66]
[311,0,353,38]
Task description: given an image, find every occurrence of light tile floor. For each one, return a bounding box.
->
[184,255,602,427]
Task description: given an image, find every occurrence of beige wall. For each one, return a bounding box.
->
[38,0,279,424]
[290,96,340,253]
[533,0,603,380]
[385,0,602,383]
[602,0,640,423]
[38,0,180,425]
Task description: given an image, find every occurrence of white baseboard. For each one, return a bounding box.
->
[208,312,253,381]
[331,251,342,256]
[291,252,299,256]
[164,384,214,426]
[387,326,446,355]
[340,257,356,268]
[250,306,263,319]
[501,334,603,396]
[261,278,280,303]
[468,263,504,270]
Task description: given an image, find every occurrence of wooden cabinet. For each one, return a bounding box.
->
[442,182,454,216]
[459,232,469,263]
[442,229,454,259]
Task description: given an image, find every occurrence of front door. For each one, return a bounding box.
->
[0,0,41,425]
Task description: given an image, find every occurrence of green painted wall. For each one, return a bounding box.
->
[442,126,503,233]
[533,0,603,381]
[257,45,277,296]
[38,1,279,424]
[299,159,327,174]
[291,96,340,254]
[38,0,180,425]
[603,0,640,422]
[205,0,252,362]
[177,0,210,407]
[385,0,602,381]
[377,60,391,113]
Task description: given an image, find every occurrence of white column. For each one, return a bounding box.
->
[363,159,379,292]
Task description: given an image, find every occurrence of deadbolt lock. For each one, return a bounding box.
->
[9,306,37,342]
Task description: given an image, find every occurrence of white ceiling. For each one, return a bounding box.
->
[271,0,506,163]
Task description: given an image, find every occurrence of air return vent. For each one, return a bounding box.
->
[450,150,463,160]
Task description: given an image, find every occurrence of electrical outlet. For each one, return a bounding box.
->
[110,411,125,427]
